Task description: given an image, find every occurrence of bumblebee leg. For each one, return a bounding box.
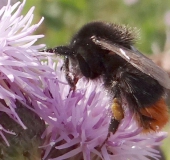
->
[64,57,76,90]
[100,98,124,149]
[63,57,78,94]
[99,132,111,149]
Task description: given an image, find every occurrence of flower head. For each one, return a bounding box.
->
[41,58,167,160]
[0,0,54,145]
[0,1,167,160]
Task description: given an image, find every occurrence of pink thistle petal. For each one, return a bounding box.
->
[41,58,167,160]
[0,0,54,144]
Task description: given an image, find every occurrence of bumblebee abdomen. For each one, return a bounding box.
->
[137,98,169,132]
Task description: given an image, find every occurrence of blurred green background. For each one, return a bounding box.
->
[23,0,170,55]
[23,0,170,159]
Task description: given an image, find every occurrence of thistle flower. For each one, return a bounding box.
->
[0,1,167,160]
[0,101,46,160]
[0,0,54,146]
[41,58,167,160]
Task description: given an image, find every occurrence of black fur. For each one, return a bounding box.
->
[46,21,166,133]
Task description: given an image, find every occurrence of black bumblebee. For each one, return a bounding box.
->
[45,21,170,134]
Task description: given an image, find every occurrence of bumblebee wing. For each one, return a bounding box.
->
[92,36,170,89]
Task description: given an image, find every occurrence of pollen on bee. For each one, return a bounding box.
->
[111,98,124,121]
